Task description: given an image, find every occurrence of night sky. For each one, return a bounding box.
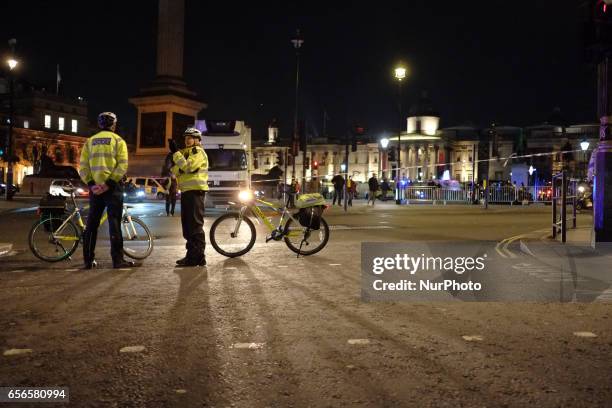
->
[0,1,596,141]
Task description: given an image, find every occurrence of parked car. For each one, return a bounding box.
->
[0,183,19,198]
[49,179,89,197]
[125,176,168,200]
[123,186,146,203]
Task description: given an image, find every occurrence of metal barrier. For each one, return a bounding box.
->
[400,185,559,205]
[551,171,577,243]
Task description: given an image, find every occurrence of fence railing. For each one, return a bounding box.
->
[400,185,556,205]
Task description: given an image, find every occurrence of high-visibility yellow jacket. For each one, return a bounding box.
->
[79,130,128,187]
[171,145,209,192]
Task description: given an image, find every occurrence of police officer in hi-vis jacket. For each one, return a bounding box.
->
[79,112,135,269]
[169,127,209,266]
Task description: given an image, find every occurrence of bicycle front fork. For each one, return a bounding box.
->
[232,206,247,238]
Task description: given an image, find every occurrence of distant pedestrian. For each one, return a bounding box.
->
[368,173,379,206]
[381,177,390,201]
[347,176,357,206]
[165,174,178,216]
[331,173,345,206]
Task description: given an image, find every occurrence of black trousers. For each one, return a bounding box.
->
[333,189,344,205]
[166,192,177,215]
[181,190,206,260]
[83,187,124,264]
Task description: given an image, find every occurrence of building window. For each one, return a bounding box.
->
[58,117,65,131]
[23,120,29,129]
[71,119,78,133]
[44,115,51,129]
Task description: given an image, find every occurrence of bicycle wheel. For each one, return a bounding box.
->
[210,213,256,257]
[28,217,80,262]
[122,217,154,260]
[284,216,330,256]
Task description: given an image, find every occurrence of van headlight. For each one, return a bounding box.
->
[137,191,145,197]
[238,190,254,202]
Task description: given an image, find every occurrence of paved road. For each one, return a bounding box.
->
[0,201,610,407]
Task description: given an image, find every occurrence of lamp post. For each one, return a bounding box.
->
[394,66,406,204]
[5,39,18,201]
[580,139,590,180]
[379,137,389,179]
[291,29,303,189]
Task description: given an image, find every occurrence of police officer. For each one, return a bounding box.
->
[79,112,134,269]
[169,127,209,266]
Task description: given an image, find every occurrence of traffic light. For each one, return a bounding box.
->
[312,160,318,170]
[352,124,366,152]
[388,149,396,162]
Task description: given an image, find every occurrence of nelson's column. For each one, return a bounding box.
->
[128,0,206,174]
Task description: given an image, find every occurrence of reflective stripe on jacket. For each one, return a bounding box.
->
[171,146,209,192]
[79,131,129,185]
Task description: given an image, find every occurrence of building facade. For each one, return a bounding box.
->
[0,77,93,185]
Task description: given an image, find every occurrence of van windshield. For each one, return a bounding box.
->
[206,149,247,171]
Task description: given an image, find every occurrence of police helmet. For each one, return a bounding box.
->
[98,112,117,130]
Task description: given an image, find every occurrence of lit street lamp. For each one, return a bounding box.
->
[379,137,389,178]
[580,139,590,180]
[394,65,406,204]
[4,38,18,201]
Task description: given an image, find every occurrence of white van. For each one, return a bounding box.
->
[126,177,168,200]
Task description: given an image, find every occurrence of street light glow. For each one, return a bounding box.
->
[7,58,18,70]
[394,66,406,81]
[529,165,536,176]
[580,140,590,151]
[380,138,389,149]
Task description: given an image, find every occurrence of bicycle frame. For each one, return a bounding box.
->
[50,192,138,241]
[230,197,303,239]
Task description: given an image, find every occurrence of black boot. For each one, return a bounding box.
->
[83,259,97,270]
[113,259,135,269]
[177,255,206,267]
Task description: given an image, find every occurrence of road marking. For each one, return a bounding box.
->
[462,335,484,342]
[330,225,392,231]
[10,270,25,273]
[225,267,238,270]
[573,332,597,338]
[119,345,146,353]
[519,240,536,257]
[277,265,288,268]
[66,269,79,272]
[118,268,132,271]
[347,339,370,345]
[3,348,33,356]
[231,342,265,349]
[594,288,612,302]
[175,389,187,394]
[378,221,389,224]
[329,263,341,266]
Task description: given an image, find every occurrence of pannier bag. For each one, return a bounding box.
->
[297,206,324,230]
[39,194,67,232]
[295,193,325,209]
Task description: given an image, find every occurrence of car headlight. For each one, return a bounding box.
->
[77,188,84,194]
[123,193,127,197]
[578,186,585,193]
[238,190,254,202]
[137,191,145,197]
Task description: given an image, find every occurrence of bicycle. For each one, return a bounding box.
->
[28,183,154,262]
[209,191,330,258]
